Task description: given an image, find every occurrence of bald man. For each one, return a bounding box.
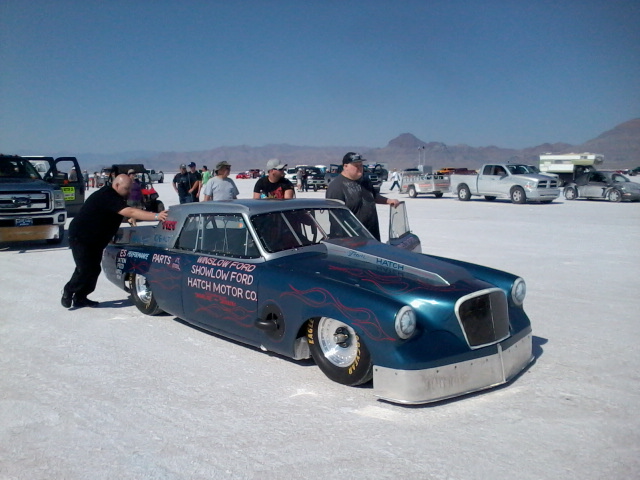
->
[62,174,168,309]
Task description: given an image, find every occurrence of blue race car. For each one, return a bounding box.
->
[102,199,533,404]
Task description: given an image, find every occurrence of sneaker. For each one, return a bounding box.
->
[61,289,73,308]
[73,297,99,308]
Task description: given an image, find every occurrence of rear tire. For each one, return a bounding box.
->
[130,273,164,315]
[408,185,417,198]
[607,189,622,202]
[457,184,471,201]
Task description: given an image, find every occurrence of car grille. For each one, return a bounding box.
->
[0,191,52,214]
[455,289,510,348]
[538,179,559,188]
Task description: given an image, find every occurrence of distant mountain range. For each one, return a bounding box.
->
[26,118,640,173]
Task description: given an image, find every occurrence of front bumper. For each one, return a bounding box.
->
[0,224,63,242]
[372,331,533,404]
[525,188,560,200]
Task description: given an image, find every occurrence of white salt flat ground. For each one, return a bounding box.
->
[1,176,639,479]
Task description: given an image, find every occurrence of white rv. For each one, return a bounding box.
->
[539,153,604,185]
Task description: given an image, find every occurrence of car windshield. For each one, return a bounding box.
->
[0,157,42,179]
[251,207,374,253]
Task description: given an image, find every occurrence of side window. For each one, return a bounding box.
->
[175,215,201,251]
[482,165,494,175]
[200,214,260,258]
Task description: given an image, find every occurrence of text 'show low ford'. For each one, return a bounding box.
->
[101,198,534,404]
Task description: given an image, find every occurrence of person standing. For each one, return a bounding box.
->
[200,165,212,200]
[253,159,295,199]
[173,164,196,203]
[203,161,239,201]
[61,174,168,309]
[188,162,202,202]
[389,169,400,191]
[69,167,78,182]
[325,152,399,241]
[126,169,143,208]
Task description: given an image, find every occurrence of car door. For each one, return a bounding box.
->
[180,213,262,343]
[582,172,607,198]
[477,165,503,195]
[387,201,421,252]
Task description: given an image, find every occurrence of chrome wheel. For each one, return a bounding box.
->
[317,317,358,367]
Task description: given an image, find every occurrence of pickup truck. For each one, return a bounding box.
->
[449,163,561,204]
[0,154,67,244]
[400,172,450,198]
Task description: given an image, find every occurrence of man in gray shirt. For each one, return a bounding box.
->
[203,161,240,201]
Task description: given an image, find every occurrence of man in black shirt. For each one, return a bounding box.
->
[326,152,399,241]
[172,164,199,203]
[62,174,168,309]
[253,159,295,199]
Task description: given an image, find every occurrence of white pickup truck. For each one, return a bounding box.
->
[449,163,561,204]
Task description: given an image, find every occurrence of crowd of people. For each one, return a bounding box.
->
[62,152,397,309]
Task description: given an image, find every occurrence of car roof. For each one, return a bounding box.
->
[168,198,346,217]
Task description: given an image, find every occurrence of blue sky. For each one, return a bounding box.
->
[1,0,639,154]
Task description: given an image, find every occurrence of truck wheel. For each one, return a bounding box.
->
[510,186,526,204]
[434,192,443,198]
[408,185,417,198]
[457,184,471,201]
[484,196,497,201]
[607,189,622,203]
[129,273,164,315]
[564,187,577,200]
[307,317,373,386]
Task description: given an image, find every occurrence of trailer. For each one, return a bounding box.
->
[400,172,450,198]
[539,153,604,185]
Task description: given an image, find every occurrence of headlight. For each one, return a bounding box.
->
[511,277,526,306]
[53,190,65,209]
[524,181,537,190]
[395,306,416,339]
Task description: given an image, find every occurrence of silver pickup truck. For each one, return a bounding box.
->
[449,164,561,204]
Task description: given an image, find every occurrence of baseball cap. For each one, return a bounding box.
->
[215,161,231,172]
[179,164,187,169]
[127,169,136,175]
[266,158,287,170]
[188,162,196,167]
[343,152,364,165]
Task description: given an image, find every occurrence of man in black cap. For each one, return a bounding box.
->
[326,152,399,241]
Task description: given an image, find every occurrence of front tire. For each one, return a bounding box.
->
[130,273,164,315]
[510,186,526,204]
[607,189,622,203]
[307,317,373,386]
[564,187,578,200]
[457,184,471,201]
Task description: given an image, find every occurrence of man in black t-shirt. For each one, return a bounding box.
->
[326,152,399,241]
[173,164,199,203]
[253,159,295,199]
[62,174,168,309]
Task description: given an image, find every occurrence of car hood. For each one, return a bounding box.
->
[0,177,56,190]
[276,237,488,294]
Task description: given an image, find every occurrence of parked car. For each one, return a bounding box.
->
[148,169,164,183]
[102,199,533,405]
[564,171,640,202]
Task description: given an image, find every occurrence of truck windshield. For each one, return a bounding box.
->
[0,157,43,180]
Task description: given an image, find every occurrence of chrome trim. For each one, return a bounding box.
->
[372,333,532,405]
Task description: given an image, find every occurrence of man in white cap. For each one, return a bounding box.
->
[203,161,239,201]
[253,159,294,199]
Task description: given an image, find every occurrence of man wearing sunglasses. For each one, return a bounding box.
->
[326,152,399,241]
[253,158,295,199]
